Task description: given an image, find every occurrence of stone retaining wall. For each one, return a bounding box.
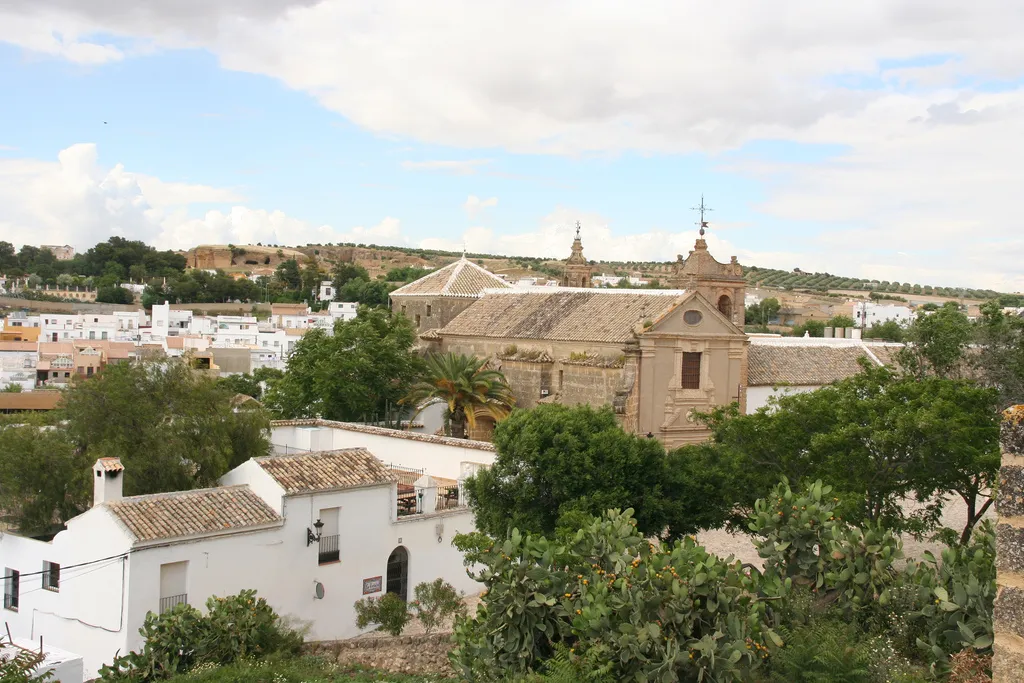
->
[995,405,1024,681]
[306,633,455,677]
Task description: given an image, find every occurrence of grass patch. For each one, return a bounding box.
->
[175,655,455,682]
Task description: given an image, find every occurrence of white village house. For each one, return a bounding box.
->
[0,421,493,680]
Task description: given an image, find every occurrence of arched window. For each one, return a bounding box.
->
[386,546,409,601]
[717,295,733,319]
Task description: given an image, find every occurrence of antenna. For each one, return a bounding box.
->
[691,195,713,237]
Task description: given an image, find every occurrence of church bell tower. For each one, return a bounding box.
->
[561,221,592,288]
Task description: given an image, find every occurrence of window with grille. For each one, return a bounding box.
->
[42,561,59,592]
[426,305,432,317]
[4,568,19,611]
[681,352,702,390]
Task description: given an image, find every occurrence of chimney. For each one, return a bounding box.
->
[93,458,124,507]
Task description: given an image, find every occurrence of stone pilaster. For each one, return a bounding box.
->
[995,405,1024,680]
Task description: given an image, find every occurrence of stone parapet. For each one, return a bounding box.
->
[995,405,1024,681]
[305,633,454,676]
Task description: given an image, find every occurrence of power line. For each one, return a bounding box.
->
[2,550,131,581]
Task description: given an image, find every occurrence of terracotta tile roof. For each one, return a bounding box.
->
[255,448,397,495]
[96,457,124,472]
[106,485,281,543]
[165,336,185,349]
[390,258,511,298]
[272,304,308,315]
[438,290,684,343]
[0,341,37,352]
[270,418,496,452]
[747,345,890,386]
[0,391,62,411]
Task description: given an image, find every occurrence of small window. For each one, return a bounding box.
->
[4,568,19,611]
[426,305,432,317]
[42,561,60,592]
[559,370,564,388]
[681,352,702,390]
[401,305,407,315]
[415,314,421,326]
[683,310,703,325]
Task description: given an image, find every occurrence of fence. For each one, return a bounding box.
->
[318,534,340,564]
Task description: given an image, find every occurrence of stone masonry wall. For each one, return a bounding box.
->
[305,634,455,677]
[994,404,1024,681]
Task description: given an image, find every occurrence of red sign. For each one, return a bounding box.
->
[362,576,383,595]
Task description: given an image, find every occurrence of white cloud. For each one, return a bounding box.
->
[0,144,408,251]
[400,159,492,175]
[463,195,497,218]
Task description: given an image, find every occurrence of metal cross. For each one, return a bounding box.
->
[575,220,581,239]
[691,196,713,236]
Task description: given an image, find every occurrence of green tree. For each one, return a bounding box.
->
[59,359,272,500]
[331,262,370,292]
[401,352,515,438]
[790,319,825,337]
[263,308,422,423]
[274,259,302,291]
[465,404,724,539]
[701,364,1000,540]
[95,284,135,304]
[897,302,973,378]
[974,301,1024,409]
[0,425,89,534]
[827,314,855,328]
[862,319,905,342]
[338,278,394,307]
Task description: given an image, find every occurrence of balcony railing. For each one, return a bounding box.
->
[159,593,187,614]
[435,484,462,511]
[3,592,18,611]
[318,534,340,564]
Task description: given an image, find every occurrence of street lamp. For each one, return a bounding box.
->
[306,518,324,546]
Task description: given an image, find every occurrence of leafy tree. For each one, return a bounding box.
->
[338,278,394,307]
[96,284,135,304]
[974,301,1024,409]
[217,368,284,401]
[331,262,370,291]
[827,314,855,328]
[59,359,272,501]
[385,265,431,282]
[263,308,422,423]
[861,319,905,342]
[790,319,825,337]
[897,302,973,378]
[274,259,302,291]
[402,352,515,438]
[2,382,22,392]
[701,364,1000,541]
[0,425,89,534]
[465,404,725,539]
[300,260,322,299]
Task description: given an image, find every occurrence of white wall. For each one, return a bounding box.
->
[0,350,37,390]
[0,509,135,678]
[745,384,820,413]
[270,424,496,481]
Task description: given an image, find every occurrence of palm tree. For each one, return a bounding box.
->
[401,353,516,439]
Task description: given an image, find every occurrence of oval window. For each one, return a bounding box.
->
[683,310,703,325]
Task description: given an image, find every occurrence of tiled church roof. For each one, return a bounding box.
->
[389,257,511,298]
[439,290,685,344]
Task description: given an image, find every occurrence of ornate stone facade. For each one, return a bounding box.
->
[668,238,746,327]
[561,223,593,288]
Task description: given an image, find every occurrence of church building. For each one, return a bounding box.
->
[397,217,750,448]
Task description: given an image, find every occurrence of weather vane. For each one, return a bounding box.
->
[691,196,713,237]
[575,220,581,239]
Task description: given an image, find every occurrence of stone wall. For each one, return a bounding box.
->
[306,634,455,676]
[995,404,1024,681]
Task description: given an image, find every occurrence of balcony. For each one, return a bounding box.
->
[159,593,188,614]
[3,592,18,611]
[318,534,340,564]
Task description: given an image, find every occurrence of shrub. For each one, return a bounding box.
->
[353,592,411,637]
[409,579,467,634]
[0,649,55,683]
[98,590,300,681]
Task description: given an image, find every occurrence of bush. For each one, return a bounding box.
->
[98,590,301,681]
[409,579,467,634]
[0,649,55,682]
[353,592,411,637]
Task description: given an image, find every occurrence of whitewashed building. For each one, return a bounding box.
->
[0,341,37,390]
[318,280,334,302]
[851,301,915,328]
[0,426,488,679]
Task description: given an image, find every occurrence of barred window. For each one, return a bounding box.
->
[681,352,702,390]
[42,561,60,592]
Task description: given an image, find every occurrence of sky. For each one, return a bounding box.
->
[0,2,1021,292]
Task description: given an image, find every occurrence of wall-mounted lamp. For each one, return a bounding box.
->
[646,432,654,439]
[306,518,324,546]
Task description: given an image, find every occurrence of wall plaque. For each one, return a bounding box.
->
[362,576,383,595]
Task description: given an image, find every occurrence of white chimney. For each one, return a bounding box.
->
[93,458,124,507]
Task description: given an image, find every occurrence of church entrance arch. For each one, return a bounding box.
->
[386,546,409,601]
